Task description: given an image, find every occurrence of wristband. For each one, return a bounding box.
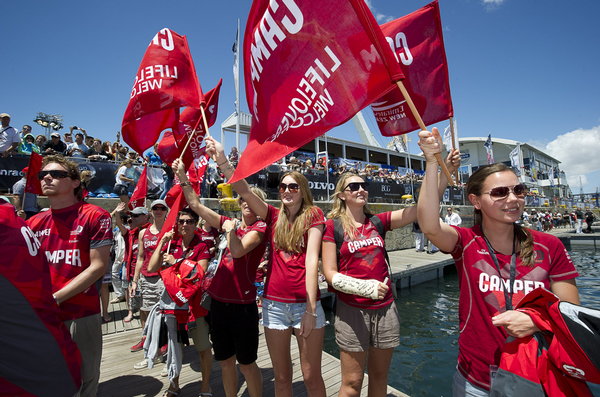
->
[52,294,60,305]
[217,159,228,166]
[180,181,192,187]
[304,310,317,317]
[331,273,380,300]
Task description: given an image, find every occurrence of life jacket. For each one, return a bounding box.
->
[490,288,600,397]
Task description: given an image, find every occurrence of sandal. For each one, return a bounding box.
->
[162,388,180,397]
[123,314,133,323]
[110,296,125,304]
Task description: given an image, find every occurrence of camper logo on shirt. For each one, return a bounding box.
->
[70,225,84,236]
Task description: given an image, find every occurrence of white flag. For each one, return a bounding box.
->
[509,145,521,176]
[483,134,494,164]
[443,119,458,152]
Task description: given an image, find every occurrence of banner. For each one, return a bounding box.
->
[483,134,494,165]
[122,28,204,155]
[509,145,521,176]
[372,0,453,136]
[530,152,537,181]
[443,119,458,153]
[25,152,43,195]
[233,0,404,182]
[128,165,147,210]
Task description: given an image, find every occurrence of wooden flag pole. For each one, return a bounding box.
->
[178,103,217,162]
[449,116,459,183]
[395,80,454,185]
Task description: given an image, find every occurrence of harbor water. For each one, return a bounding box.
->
[323,246,600,396]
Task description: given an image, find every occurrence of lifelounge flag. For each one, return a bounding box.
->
[231,0,405,182]
[122,28,205,155]
[372,0,453,137]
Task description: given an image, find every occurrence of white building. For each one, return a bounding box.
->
[458,137,570,202]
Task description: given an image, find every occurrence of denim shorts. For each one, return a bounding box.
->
[262,298,326,330]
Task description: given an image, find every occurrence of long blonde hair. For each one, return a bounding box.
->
[467,163,535,267]
[273,171,320,253]
[327,173,372,240]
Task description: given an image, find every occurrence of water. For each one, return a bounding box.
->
[322,246,600,396]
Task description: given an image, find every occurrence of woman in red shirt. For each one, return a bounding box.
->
[417,128,580,396]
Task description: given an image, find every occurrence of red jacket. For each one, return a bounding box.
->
[490,288,600,396]
[160,258,206,323]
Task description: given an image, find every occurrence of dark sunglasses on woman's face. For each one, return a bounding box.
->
[278,183,300,193]
[152,206,167,211]
[37,170,70,180]
[178,219,195,225]
[482,184,527,201]
[344,182,368,192]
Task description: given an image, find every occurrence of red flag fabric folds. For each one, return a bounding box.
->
[232,0,405,182]
[128,165,148,210]
[372,0,453,136]
[122,28,204,155]
[25,152,43,195]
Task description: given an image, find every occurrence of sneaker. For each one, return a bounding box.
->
[134,358,149,370]
[161,364,168,377]
[160,343,168,355]
[130,336,146,352]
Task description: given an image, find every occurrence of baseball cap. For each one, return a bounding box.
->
[22,167,29,173]
[130,207,149,215]
[151,199,169,210]
[51,132,60,138]
[0,113,10,118]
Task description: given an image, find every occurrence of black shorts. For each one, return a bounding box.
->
[114,184,128,196]
[210,299,259,365]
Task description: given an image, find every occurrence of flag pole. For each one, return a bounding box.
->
[449,116,459,183]
[178,104,217,162]
[396,80,454,185]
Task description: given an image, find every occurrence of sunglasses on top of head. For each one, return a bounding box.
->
[279,183,300,193]
[344,182,368,192]
[482,184,527,201]
[37,170,70,180]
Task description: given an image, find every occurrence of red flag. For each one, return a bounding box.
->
[25,152,43,195]
[122,28,205,155]
[372,0,453,136]
[158,188,186,243]
[164,159,204,208]
[157,81,222,168]
[128,165,148,210]
[232,0,404,182]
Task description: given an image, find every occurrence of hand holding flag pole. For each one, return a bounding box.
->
[177,103,217,163]
[396,80,454,185]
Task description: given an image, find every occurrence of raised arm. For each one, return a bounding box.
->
[112,202,129,236]
[389,149,461,230]
[204,137,269,220]
[222,218,265,259]
[416,128,459,252]
[148,230,175,273]
[172,158,223,230]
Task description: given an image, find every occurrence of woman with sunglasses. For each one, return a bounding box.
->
[321,158,458,397]
[130,199,170,369]
[147,208,213,397]
[417,128,580,396]
[172,157,268,397]
[204,137,327,397]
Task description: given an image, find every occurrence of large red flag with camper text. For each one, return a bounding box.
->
[122,28,204,155]
[372,0,453,136]
[128,165,148,210]
[231,0,405,182]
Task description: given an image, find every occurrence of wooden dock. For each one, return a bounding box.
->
[99,311,407,397]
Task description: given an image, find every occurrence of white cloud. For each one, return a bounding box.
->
[482,0,506,11]
[544,125,600,189]
[364,0,395,23]
[566,174,588,190]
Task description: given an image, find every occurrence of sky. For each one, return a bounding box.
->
[4,0,600,193]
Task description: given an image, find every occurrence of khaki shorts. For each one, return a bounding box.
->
[334,299,400,352]
[189,316,211,352]
[139,274,164,312]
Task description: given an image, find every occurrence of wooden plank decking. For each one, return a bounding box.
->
[98,317,407,397]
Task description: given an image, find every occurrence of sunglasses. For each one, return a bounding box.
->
[127,219,133,224]
[482,184,527,201]
[37,170,70,180]
[152,206,167,211]
[178,219,195,225]
[344,182,368,192]
[279,183,300,193]
[131,213,144,218]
